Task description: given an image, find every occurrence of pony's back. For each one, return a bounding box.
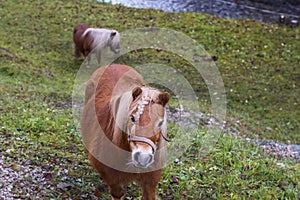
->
[82,28,120,50]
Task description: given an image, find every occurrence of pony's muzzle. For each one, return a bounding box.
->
[131,146,154,168]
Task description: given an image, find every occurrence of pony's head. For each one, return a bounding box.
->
[126,87,170,168]
[109,31,120,54]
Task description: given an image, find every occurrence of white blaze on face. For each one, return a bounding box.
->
[131,143,154,168]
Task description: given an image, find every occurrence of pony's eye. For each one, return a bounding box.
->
[130,115,135,123]
[158,120,164,127]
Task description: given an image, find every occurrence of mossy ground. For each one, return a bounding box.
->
[0,0,299,199]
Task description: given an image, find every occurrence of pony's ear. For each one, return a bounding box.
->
[157,92,170,107]
[132,87,142,101]
[110,31,117,38]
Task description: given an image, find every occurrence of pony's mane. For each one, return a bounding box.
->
[82,28,120,49]
[110,86,168,146]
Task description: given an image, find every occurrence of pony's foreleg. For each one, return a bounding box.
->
[141,171,162,200]
[111,195,125,200]
[109,184,125,200]
[141,185,157,200]
[95,50,102,67]
[86,54,91,69]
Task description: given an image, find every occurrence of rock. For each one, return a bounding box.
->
[57,182,73,190]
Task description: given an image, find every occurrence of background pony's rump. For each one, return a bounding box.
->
[73,23,90,58]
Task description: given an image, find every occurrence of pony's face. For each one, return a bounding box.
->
[109,31,120,54]
[127,87,170,168]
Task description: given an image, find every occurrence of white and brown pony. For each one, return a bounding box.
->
[73,23,120,68]
[81,64,170,200]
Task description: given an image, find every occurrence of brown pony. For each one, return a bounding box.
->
[73,23,120,68]
[81,64,170,200]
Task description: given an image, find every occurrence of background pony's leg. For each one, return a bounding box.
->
[86,54,91,69]
[83,41,92,68]
[95,49,102,67]
[74,47,81,58]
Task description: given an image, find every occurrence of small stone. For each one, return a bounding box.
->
[57,182,73,190]
[276,163,285,167]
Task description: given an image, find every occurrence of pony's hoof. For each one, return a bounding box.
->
[111,195,125,200]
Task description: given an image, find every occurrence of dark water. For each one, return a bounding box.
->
[101,0,300,25]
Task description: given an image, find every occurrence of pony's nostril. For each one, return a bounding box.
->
[147,154,153,163]
[134,152,140,161]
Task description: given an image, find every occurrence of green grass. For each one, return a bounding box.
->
[0,0,299,199]
[160,134,300,199]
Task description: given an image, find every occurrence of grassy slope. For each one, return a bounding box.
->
[0,0,299,199]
